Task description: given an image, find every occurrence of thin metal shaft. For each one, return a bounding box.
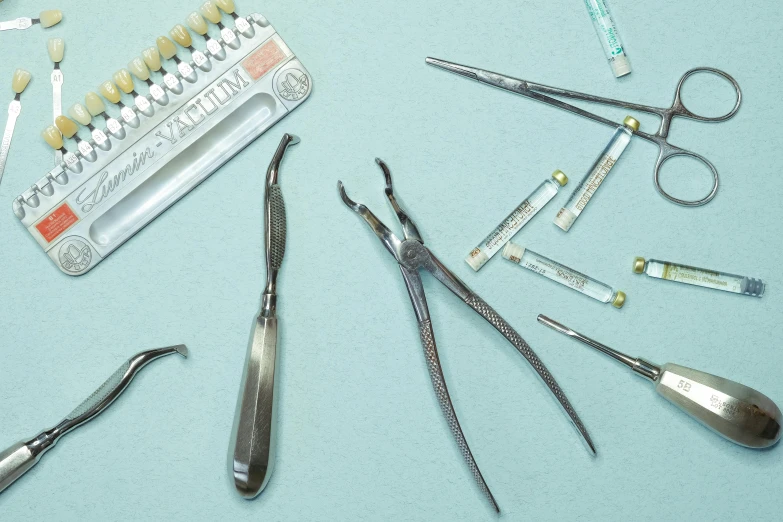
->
[537,315,637,369]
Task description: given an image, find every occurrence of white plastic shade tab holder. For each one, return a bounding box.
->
[633,257,765,297]
[465,170,568,272]
[554,116,639,232]
[503,242,626,308]
[14,11,313,276]
[584,0,631,78]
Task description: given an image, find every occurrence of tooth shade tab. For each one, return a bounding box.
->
[170,24,193,47]
[85,91,106,115]
[128,57,151,82]
[55,115,79,138]
[157,36,178,59]
[200,1,222,23]
[68,103,92,125]
[47,38,65,63]
[98,81,122,103]
[216,0,235,14]
[42,125,64,149]
[12,69,32,94]
[142,47,163,71]
[113,69,135,94]
[39,10,63,28]
[186,12,209,35]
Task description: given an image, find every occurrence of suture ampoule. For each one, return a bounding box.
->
[633,257,765,297]
[554,116,639,232]
[502,242,626,308]
[465,170,568,272]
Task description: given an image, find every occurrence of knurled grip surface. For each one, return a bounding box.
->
[465,295,594,451]
[419,320,499,512]
[268,184,287,270]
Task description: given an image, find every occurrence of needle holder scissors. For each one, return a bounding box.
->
[426,58,742,207]
[338,159,595,512]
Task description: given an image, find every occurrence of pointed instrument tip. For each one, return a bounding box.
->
[424,57,479,80]
[174,344,189,357]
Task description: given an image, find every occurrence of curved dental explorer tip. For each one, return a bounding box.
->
[0,345,187,495]
[337,181,360,212]
[267,133,300,185]
[425,57,479,81]
[338,180,403,259]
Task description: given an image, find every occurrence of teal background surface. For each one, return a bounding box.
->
[1,0,781,519]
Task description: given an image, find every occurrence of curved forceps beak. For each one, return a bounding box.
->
[338,181,403,261]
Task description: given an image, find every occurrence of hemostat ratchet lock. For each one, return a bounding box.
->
[338,160,595,513]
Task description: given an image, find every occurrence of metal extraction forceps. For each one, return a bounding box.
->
[0,345,188,495]
[339,160,595,512]
[426,58,742,207]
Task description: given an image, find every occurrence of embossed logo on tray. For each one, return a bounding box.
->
[59,239,92,273]
[276,69,310,101]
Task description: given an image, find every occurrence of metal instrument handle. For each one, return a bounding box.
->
[654,363,781,449]
[466,295,596,455]
[0,442,37,494]
[231,315,280,498]
[652,143,720,207]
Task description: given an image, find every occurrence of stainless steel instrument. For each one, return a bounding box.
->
[229,133,297,498]
[426,57,742,207]
[14,6,312,276]
[538,315,781,449]
[0,345,188,495]
[338,160,595,513]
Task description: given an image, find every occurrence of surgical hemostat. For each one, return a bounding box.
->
[338,160,595,512]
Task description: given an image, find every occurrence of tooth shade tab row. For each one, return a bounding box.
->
[12,69,32,93]
[129,58,151,81]
[200,1,223,23]
[142,47,163,71]
[170,24,193,47]
[157,36,178,59]
[47,38,65,63]
[39,10,63,28]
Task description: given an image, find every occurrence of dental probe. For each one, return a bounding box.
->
[537,315,781,449]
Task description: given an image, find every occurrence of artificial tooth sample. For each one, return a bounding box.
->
[47,37,64,62]
[217,0,252,35]
[12,69,31,94]
[143,46,182,94]
[157,35,196,82]
[86,90,124,138]
[48,38,65,165]
[114,68,153,115]
[188,11,225,59]
[130,56,167,104]
[42,124,80,170]
[200,1,224,26]
[171,24,210,70]
[69,102,109,149]
[56,114,96,160]
[39,10,63,28]
[100,79,139,127]
[0,70,31,188]
[204,0,241,46]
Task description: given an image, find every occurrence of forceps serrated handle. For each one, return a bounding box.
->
[418,319,500,513]
[464,295,596,455]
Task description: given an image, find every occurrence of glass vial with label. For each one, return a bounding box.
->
[502,242,626,308]
[465,170,568,272]
[554,116,639,232]
[584,0,632,77]
[633,257,765,297]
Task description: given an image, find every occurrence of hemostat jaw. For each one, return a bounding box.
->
[425,57,480,81]
[338,181,403,260]
[377,158,422,243]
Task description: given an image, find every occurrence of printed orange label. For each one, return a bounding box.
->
[36,203,79,243]
[242,40,286,80]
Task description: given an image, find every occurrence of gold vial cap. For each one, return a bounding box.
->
[623,116,640,132]
[633,257,646,274]
[612,291,626,309]
[551,170,568,186]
